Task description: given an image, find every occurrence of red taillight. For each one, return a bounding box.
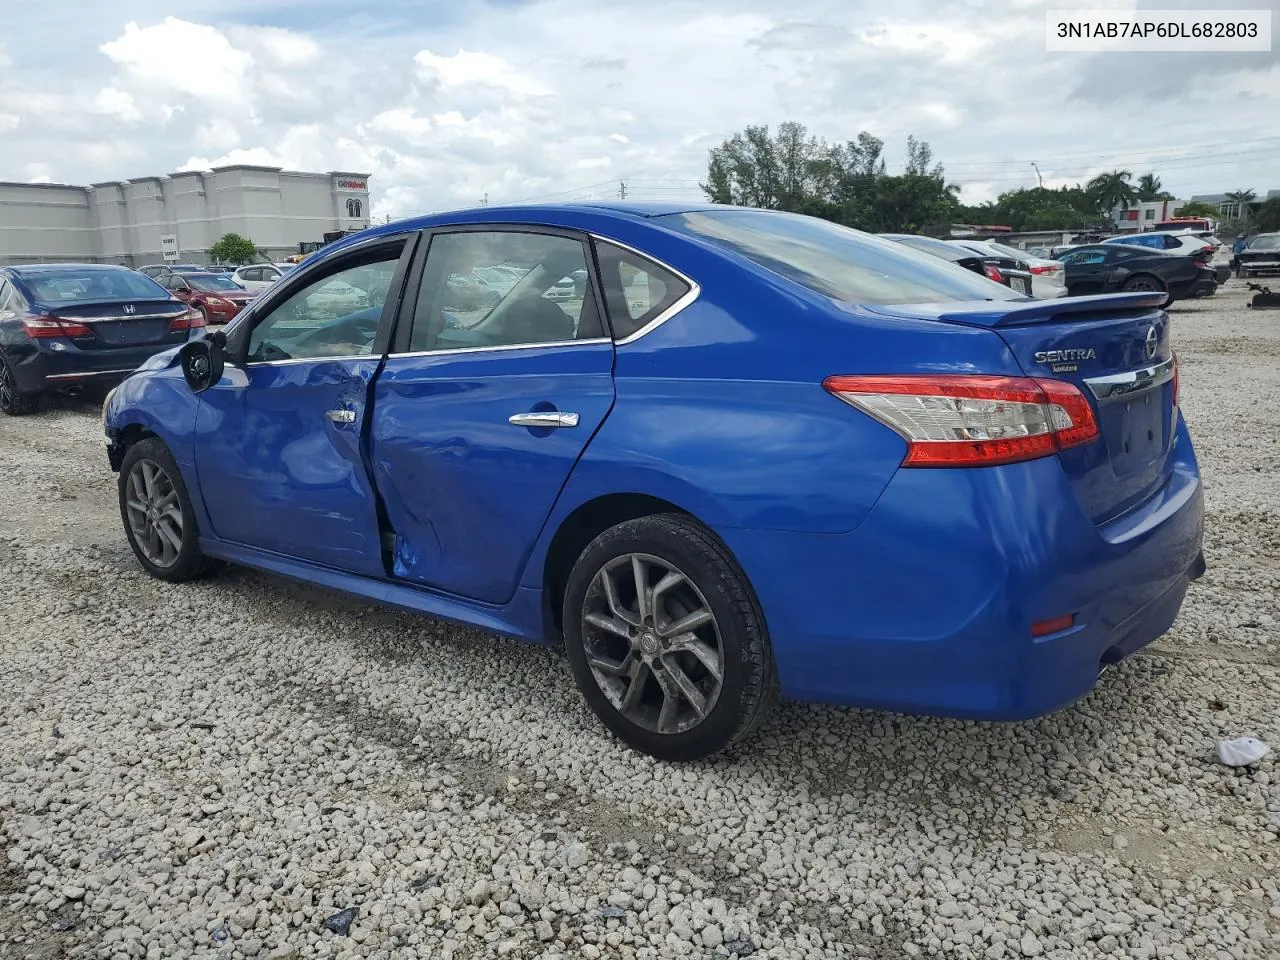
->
[1031,614,1076,638]
[983,264,1004,283]
[169,309,206,331]
[21,316,93,338]
[822,374,1100,467]
[1028,264,1058,275]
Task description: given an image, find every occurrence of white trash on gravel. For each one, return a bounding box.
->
[1216,736,1271,767]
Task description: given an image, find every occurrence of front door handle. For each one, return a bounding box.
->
[508,412,580,429]
[325,409,357,424]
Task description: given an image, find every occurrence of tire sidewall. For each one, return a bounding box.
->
[562,519,758,760]
[118,438,206,581]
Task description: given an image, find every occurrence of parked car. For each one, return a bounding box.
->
[232,262,296,294]
[0,263,203,415]
[947,240,1067,299]
[1231,232,1280,278]
[160,271,257,325]
[880,233,1035,296]
[138,264,208,285]
[1054,244,1216,301]
[103,204,1204,760]
[1103,231,1215,258]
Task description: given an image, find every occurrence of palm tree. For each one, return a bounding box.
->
[1087,170,1137,218]
[1136,172,1173,202]
[1224,188,1258,221]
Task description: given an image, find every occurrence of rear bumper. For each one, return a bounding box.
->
[718,415,1204,720]
[5,337,192,393]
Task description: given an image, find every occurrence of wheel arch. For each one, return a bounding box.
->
[541,493,695,640]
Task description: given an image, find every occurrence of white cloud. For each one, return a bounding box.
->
[610,133,630,144]
[93,88,141,122]
[0,113,18,134]
[574,157,611,170]
[100,18,253,106]
[231,25,322,68]
[194,119,241,151]
[367,108,432,139]
[414,49,552,97]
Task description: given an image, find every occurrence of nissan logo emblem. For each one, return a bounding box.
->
[1144,325,1158,360]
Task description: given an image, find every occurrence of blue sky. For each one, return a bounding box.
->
[2,0,1277,218]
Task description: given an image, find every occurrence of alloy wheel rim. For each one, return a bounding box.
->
[581,553,724,735]
[0,362,12,411]
[125,459,183,568]
[1130,278,1160,292]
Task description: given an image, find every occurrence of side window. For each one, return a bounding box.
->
[246,244,404,363]
[407,231,601,353]
[0,279,12,313]
[593,241,691,341]
[244,268,263,282]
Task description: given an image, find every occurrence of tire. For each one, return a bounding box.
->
[118,437,214,583]
[196,304,210,327]
[0,351,40,416]
[562,514,779,761]
[1121,274,1165,294]
[1235,264,1245,279]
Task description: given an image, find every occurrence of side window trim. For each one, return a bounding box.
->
[389,224,609,358]
[590,235,700,345]
[227,233,418,367]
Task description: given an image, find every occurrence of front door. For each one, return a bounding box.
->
[370,227,615,604]
[193,237,413,577]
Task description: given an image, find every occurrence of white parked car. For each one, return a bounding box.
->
[232,262,296,294]
[1102,232,1215,258]
[948,240,1068,299]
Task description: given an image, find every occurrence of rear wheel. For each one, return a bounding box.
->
[562,514,779,761]
[0,352,39,416]
[1121,274,1172,308]
[118,438,213,582]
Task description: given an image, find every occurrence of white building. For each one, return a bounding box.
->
[0,165,371,266]
[1110,198,1185,232]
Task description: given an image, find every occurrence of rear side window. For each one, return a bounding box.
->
[594,241,691,340]
[663,210,1021,305]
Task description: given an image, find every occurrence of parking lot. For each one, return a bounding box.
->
[0,281,1277,959]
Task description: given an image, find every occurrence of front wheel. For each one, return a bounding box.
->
[562,514,779,761]
[118,438,213,582]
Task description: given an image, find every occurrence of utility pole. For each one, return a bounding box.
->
[618,180,628,200]
[480,192,488,206]
[1030,162,1043,188]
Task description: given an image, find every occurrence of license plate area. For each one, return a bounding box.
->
[1010,277,1028,295]
[1100,384,1169,477]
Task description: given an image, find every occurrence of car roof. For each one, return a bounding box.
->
[8,262,139,276]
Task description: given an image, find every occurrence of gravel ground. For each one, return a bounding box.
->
[1,280,1277,960]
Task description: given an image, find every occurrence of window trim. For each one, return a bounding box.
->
[225,232,418,367]
[589,234,700,346]
[388,223,610,358]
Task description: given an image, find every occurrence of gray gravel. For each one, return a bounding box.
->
[1,280,1278,959]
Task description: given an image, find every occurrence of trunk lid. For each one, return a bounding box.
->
[49,299,192,350]
[865,293,1177,524]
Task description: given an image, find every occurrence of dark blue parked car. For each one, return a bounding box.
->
[0,264,204,415]
[102,203,1205,759]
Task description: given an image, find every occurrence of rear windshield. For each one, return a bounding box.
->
[188,275,243,292]
[663,210,1021,304]
[22,270,169,304]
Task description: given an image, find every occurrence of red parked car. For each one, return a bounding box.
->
[160,272,256,325]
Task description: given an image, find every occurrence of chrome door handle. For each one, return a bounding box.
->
[325,409,357,424]
[508,412,580,429]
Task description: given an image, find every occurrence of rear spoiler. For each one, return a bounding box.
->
[862,292,1167,328]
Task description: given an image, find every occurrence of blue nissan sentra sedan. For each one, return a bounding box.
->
[102,203,1204,760]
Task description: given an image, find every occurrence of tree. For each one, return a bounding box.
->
[1085,170,1137,217]
[209,233,259,265]
[957,185,1103,232]
[1172,201,1221,220]
[1224,188,1258,221]
[1136,173,1173,202]
[701,124,958,233]
[1253,197,1280,232]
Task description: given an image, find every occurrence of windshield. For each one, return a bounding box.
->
[23,269,170,304]
[188,275,244,292]
[1247,235,1280,251]
[663,211,1019,303]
